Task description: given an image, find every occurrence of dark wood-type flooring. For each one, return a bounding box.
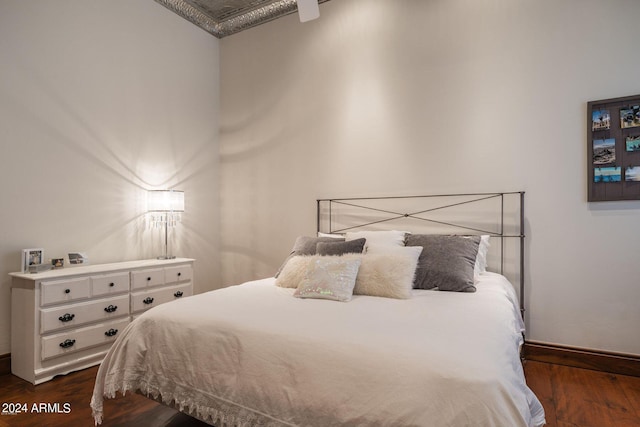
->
[0,361,638,426]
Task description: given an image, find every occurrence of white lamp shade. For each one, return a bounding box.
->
[147,190,185,212]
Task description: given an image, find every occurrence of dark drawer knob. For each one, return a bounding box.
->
[104,328,118,337]
[59,339,75,348]
[147,277,151,281]
[177,272,182,277]
[64,289,71,294]
[59,313,75,322]
[104,304,118,313]
[143,297,154,305]
[109,282,115,287]
[174,291,184,298]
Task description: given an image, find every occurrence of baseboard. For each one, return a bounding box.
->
[0,353,10,376]
[524,341,640,377]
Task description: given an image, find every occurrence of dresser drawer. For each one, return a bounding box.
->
[41,277,91,306]
[131,282,192,313]
[165,265,193,284]
[41,318,130,361]
[91,272,129,297]
[131,268,164,290]
[40,294,130,334]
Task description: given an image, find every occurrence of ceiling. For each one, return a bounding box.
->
[154,0,331,38]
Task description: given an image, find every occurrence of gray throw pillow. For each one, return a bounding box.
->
[316,238,366,256]
[275,236,344,277]
[405,235,480,292]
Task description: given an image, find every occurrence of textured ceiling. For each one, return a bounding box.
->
[154,0,331,38]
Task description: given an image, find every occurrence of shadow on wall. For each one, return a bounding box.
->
[3,52,219,268]
[219,243,282,286]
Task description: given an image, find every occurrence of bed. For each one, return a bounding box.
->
[91,192,546,427]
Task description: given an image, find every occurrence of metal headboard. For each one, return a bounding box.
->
[316,192,525,317]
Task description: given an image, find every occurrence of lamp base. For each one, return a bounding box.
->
[157,255,177,260]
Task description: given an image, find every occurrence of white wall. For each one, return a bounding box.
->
[220,0,640,355]
[0,0,221,355]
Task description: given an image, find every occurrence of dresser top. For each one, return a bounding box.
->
[9,258,195,281]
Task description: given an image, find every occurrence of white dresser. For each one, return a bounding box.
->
[9,258,194,384]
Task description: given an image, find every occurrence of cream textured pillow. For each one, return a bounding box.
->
[276,249,421,299]
[345,246,422,299]
[293,257,361,302]
[275,255,315,288]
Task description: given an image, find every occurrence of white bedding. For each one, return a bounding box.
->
[91,272,545,426]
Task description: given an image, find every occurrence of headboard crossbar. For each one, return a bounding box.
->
[327,196,508,235]
[316,192,526,318]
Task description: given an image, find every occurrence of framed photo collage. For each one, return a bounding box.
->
[588,94,640,201]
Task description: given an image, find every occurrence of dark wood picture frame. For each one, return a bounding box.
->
[587,94,640,202]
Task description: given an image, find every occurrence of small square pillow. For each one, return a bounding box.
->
[405,234,480,292]
[345,230,406,252]
[316,238,366,256]
[275,236,344,278]
[293,257,361,302]
[275,255,316,288]
[346,246,422,299]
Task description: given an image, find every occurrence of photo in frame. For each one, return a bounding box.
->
[620,105,640,129]
[22,248,44,273]
[592,138,616,165]
[594,167,621,183]
[625,166,640,182]
[592,109,610,131]
[68,252,89,265]
[626,136,640,152]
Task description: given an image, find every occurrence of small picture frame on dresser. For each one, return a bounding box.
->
[22,248,44,273]
[68,252,89,265]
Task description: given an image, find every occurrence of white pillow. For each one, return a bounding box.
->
[345,230,406,252]
[276,255,314,288]
[474,235,490,277]
[344,247,421,299]
[275,249,421,299]
[293,257,361,302]
[365,245,422,257]
[317,232,344,239]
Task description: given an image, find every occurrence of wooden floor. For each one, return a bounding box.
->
[524,361,640,427]
[0,361,638,426]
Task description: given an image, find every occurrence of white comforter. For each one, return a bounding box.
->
[91,272,545,426]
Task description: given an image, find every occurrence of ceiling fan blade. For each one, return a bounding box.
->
[297,0,319,22]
